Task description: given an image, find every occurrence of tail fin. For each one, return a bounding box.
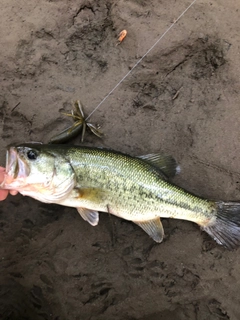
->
[203,202,240,249]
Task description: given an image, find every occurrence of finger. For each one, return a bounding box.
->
[0,171,5,184]
[10,190,18,196]
[0,190,8,201]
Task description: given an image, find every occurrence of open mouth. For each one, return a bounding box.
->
[3,147,29,188]
[6,147,18,178]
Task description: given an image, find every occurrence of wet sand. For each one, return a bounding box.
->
[0,1,240,319]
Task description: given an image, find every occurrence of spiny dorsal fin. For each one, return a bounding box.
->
[134,218,164,243]
[77,207,99,226]
[138,153,180,179]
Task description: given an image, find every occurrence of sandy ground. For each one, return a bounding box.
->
[0,0,240,319]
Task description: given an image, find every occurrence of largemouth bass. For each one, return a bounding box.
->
[2,143,240,249]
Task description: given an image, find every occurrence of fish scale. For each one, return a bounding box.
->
[65,147,214,221]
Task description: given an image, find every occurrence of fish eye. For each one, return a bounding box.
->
[27,149,38,160]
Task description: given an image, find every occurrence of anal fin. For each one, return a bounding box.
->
[134,218,164,243]
[77,207,99,226]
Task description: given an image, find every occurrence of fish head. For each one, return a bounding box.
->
[2,144,76,203]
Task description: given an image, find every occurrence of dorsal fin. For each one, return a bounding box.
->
[138,153,180,179]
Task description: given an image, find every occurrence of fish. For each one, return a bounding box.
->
[2,143,240,249]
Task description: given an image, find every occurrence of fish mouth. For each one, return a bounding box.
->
[6,147,18,178]
[3,147,30,188]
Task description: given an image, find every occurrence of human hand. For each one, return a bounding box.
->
[0,167,18,200]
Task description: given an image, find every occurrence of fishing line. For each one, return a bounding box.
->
[86,0,198,120]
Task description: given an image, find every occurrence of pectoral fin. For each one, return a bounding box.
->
[134,218,164,243]
[138,153,180,179]
[77,207,99,226]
